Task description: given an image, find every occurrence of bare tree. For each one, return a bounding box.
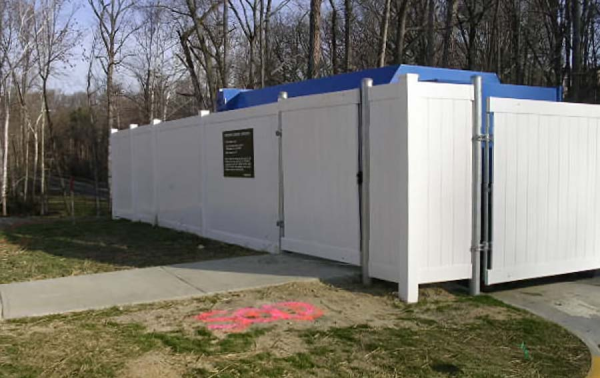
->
[328,0,339,74]
[344,0,352,71]
[308,0,323,78]
[377,0,391,67]
[34,0,78,215]
[88,0,135,207]
[229,0,259,88]
[222,0,228,87]
[441,0,458,67]
[128,1,175,124]
[571,0,582,100]
[394,0,409,64]
[425,0,435,66]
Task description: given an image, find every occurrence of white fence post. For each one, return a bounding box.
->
[109,128,119,219]
[129,126,136,220]
[399,73,420,303]
[152,122,160,226]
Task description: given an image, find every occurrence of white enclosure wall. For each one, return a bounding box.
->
[487,98,600,284]
[131,127,156,224]
[369,76,474,302]
[110,74,479,303]
[410,82,474,284]
[281,90,361,264]
[111,130,133,219]
[156,116,204,235]
[201,104,280,252]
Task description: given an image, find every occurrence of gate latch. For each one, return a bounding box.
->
[276,220,284,228]
[473,134,493,143]
[471,242,491,253]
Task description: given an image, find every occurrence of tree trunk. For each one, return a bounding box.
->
[2,88,9,216]
[394,0,409,64]
[344,0,352,72]
[179,32,204,111]
[571,0,582,100]
[378,0,392,67]
[426,0,435,66]
[222,0,228,88]
[511,0,522,83]
[308,0,323,79]
[329,0,339,74]
[264,0,273,84]
[259,0,265,88]
[249,36,256,87]
[441,0,457,67]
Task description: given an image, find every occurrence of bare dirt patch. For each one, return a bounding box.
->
[0,281,591,378]
[120,352,184,378]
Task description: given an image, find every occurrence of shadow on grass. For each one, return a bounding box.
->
[0,218,261,283]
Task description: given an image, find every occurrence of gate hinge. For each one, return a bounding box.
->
[276,220,284,228]
[473,134,493,143]
[471,242,491,253]
[356,171,363,185]
[275,130,282,137]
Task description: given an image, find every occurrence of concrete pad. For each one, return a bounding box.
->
[492,275,600,356]
[0,267,203,319]
[0,254,358,320]
[164,254,358,294]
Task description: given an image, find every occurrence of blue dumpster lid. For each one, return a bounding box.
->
[217,65,559,112]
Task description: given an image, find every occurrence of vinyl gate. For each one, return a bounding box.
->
[280,91,361,264]
[485,98,600,284]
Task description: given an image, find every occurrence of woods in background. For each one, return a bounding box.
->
[0,0,598,215]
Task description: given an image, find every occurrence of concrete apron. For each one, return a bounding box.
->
[491,276,600,378]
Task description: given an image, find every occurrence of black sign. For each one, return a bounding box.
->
[223,128,255,178]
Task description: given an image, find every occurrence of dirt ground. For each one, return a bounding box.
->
[0,280,591,378]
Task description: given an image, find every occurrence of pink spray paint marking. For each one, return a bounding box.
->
[195,302,324,332]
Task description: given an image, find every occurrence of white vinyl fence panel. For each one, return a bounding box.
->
[156,116,204,234]
[281,91,361,264]
[131,127,155,223]
[487,98,600,284]
[111,130,133,219]
[202,105,280,252]
[411,82,473,284]
[368,77,473,302]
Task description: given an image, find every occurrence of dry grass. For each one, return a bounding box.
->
[0,281,591,378]
[0,218,261,284]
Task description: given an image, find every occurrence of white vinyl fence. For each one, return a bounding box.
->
[486,98,600,284]
[281,90,361,264]
[368,76,474,302]
[111,75,475,303]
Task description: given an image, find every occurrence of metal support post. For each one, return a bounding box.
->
[470,76,483,296]
[276,91,288,254]
[359,78,373,286]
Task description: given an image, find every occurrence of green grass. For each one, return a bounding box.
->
[0,218,260,284]
[0,283,590,378]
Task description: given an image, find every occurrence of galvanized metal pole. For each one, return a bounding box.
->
[276,92,288,254]
[360,78,373,286]
[470,76,483,296]
[483,111,492,271]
